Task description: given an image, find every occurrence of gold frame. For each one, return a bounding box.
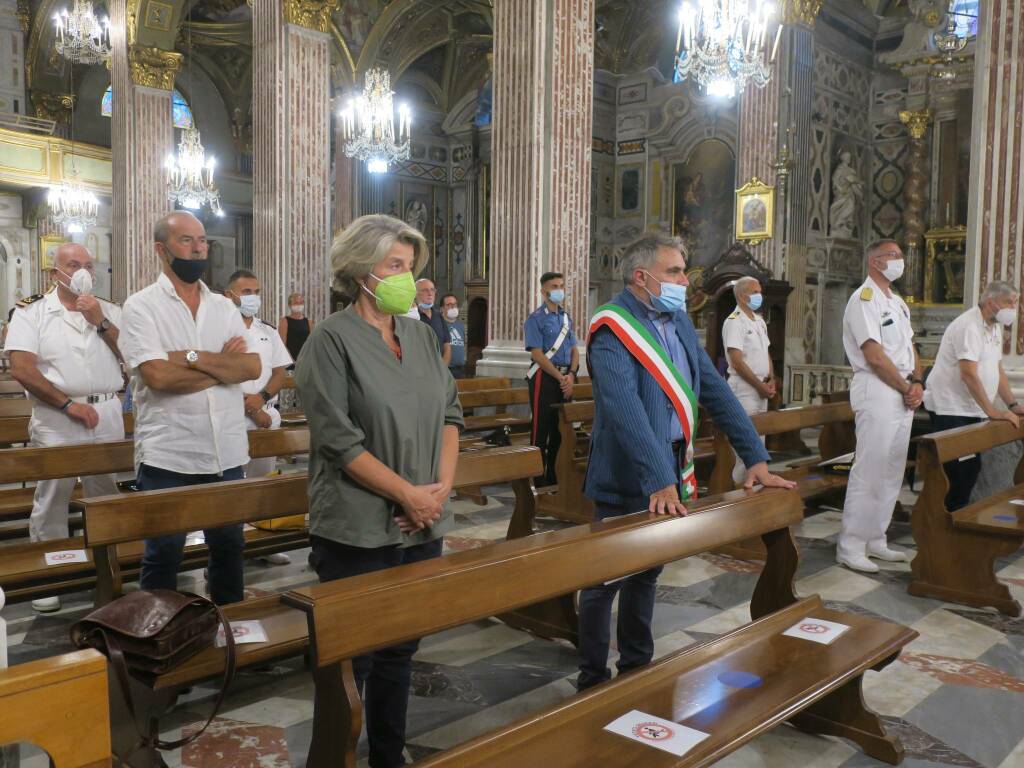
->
[924,225,968,305]
[735,177,775,246]
[39,234,69,277]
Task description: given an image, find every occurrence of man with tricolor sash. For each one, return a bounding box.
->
[576,233,795,692]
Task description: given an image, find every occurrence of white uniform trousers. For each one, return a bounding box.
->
[838,374,914,558]
[28,396,124,542]
[730,382,768,484]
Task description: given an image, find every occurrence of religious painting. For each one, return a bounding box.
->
[616,163,644,216]
[39,235,68,271]
[672,139,736,269]
[735,177,775,245]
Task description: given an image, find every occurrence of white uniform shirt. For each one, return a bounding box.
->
[4,289,123,400]
[924,306,1003,417]
[722,308,771,381]
[241,317,293,429]
[120,273,250,474]
[842,276,915,377]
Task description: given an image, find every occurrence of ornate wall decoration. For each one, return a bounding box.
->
[898,108,933,140]
[782,0,824,27]
[143,0,174,31]
[31,91,73,123]
[128,45,183,89]
[671,139,736,269]
[283,0,340,34]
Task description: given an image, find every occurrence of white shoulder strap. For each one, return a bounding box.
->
[525,311,571,379]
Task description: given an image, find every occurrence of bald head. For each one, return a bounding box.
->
[416,278,437,307]
[154,211,204,246]
[154,210,208,275]
[54,243,93,272]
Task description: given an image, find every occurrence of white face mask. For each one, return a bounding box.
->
[239,294,261,318]
[404,305,420,319]
[996,307,1016,327]
[879,258,905,282]
[290,304,304,315]
[58,267,93,296]
[445,307,459,321]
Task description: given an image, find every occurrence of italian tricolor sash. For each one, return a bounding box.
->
[588,304,700,500]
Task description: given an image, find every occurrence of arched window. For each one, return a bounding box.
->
[949,0,979,38]
[100,86,194,129]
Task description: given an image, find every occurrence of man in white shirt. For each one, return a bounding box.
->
[120,211,260,605]
[839,239,923,573]
[924,281,1023,510]
[722,276,775,483]
[7,243,124,612]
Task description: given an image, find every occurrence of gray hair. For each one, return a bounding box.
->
[866,239,900,260]
[980,281,1019,304]
[732,275,759,300]
[331,214,429,298]
[620,233,687,286]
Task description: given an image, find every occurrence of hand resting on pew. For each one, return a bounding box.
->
[742,460,798,492]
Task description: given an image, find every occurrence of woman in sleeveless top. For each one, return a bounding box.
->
[278,292,313,363]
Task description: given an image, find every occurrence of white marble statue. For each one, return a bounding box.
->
[828,151,864,239]
[405,199,429,233]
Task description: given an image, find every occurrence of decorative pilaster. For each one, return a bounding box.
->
[252,0,337,323]
[109,0,181,303]
[478,0,594,377]
[332,121,355,233]
[899,108,932,302]
[736,63,781,275]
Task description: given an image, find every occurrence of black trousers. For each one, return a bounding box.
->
[929,412,985,511]
[529,370,566,486]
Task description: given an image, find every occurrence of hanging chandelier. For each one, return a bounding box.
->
[53,0,111,64]
[166,127,223,215]
[339,68,412,174]
[48,172,99,234]
[931,11,970,82]
[673,0,782,99]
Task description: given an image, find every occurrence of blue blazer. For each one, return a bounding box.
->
[583,289,770,510]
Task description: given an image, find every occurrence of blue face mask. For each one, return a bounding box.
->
[418,302,434,311]
[643,271,687,313]
[548,289,565,305]
[747,293,763,311]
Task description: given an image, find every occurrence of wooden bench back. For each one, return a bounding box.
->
[0,380,24,396]
[459,384,592,411]
[558,398,595,425]
[919,420,1024,466]
[0,398,32,418]
[0,649,111,767]
[0,412,135,445]
[0,427,310,484]
[457,377,511,392]
[749,401,854,437]
[286,487,801,666]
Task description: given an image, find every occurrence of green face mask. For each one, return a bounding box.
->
[363,271,417,315]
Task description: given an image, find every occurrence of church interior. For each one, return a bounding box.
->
[2,0,1024,766]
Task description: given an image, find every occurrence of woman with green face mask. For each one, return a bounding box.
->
[293,214,463,768]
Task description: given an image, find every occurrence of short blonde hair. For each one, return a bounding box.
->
[331,214,429,298]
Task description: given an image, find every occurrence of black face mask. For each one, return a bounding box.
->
[170,257,207,284]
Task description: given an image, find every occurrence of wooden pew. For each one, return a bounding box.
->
[0,397,31,418]
[909,420,1024,616]
[0,649,111,767]
[0,411,135,446]
[0,379,24,396]
[459,383,592,433]
[286,487,915,767]
[457,376,510,392]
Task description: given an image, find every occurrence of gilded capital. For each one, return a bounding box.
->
[899,108,934,140]
[31,91,73,124]
[129,45,184,90]
[782,0,824,27]
[283,0,341,33]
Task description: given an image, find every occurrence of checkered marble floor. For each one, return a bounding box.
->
[3,464,1024,767]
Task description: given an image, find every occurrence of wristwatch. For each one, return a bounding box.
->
[96,318,111,334]
[185,350,200,368]
[260,388,273,403]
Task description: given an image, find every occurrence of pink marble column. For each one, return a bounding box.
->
[486,0,594,361]
[736,66,781,274]
[252,0,335,323]
[333,121,354,234]
[109,0,180,303]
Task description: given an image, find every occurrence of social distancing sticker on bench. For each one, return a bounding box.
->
[216,620,268,648]
[604,710,708,757]
[1009,499,1024,506]
[783,617,850,645]
[44,550,88,566]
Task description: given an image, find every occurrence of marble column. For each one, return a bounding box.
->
[736,63,780,276]
[332,127,355,234]
[477,0,594,378]
[109,0,181,303]
[252,0,337,323]
[898,108,932,302]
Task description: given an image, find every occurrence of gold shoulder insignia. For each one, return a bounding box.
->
[15,293,44,308]
[728,309,740,319]
[859,286,873,301]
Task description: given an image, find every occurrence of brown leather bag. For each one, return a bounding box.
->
[71,590,236,755]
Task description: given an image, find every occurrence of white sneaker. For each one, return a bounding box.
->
[31,596,61,613]
[866,544,909,562]
[836,552,879,573]
[260,553,291,566]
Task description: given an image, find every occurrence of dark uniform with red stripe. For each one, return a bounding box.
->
[524,305,577,486]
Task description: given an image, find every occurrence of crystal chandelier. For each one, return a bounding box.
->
[166,127,223,215]
[674,0,782,99]
[339,68,412,173]
[53,0,110,64]
[48,172,99,234]
[931,13,969,82]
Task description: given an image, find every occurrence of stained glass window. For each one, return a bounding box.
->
[100,86,193,129]
[950,0,979,38]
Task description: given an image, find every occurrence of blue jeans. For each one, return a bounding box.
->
[311,535,443,768]
[137,464,246,605]
[577,502,663,691]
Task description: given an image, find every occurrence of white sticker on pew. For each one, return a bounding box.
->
[44,550,88,566]
[782,617,850,645]
[1009,499,1024,506]
[603,710,708,757]
[216,620,268,648]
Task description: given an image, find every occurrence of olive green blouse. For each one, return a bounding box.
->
[295,306,464,548]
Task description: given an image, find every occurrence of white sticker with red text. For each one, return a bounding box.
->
[603,710,708,757]
[44,550,88,566]
[783,617,851,645]
[215,620,268,648]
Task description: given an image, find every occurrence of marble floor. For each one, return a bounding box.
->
[2,455,1024,767]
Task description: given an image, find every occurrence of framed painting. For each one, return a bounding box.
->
[39,234,68,271]
[735,177,775,245]
[671,139,736,268]
[615,163,644,216]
